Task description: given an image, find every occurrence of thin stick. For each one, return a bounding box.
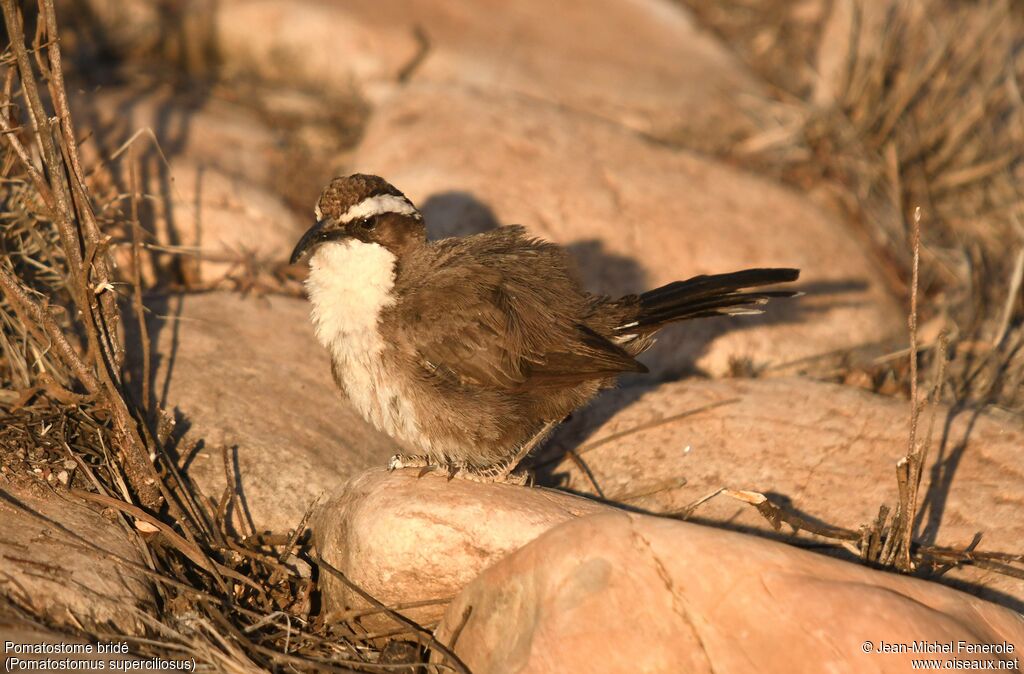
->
[993,248,1024,348]
[71,489,236,595]
[128,147,152,414]
[671,487,725,520]
[612,476,687,504]
[0,1,79,276]
[0,265,99,392]
[41,0,124,371]
[0,111,61,216]
[279,492,321,565]
[898,206,924,571]
[330,597,454,624]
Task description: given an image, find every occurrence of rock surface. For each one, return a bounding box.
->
[75,85,292,191]
[73,83,354,208]
[313,468,607,631]
[71,0,769,142]
[354,83,902,376]
[130,162,304,285]
[0,626,155,670]
[433,511,1024,674]
[0,482,154,633]
[71,87,317,285]
[134,292,396,533]
[541,377,1024,609]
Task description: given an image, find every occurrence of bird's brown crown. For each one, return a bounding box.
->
[291,174,426,264]
[315,174,410,221]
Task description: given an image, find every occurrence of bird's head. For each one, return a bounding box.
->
[290,174,426,265]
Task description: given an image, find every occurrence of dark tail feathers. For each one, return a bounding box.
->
[618,268,800,333]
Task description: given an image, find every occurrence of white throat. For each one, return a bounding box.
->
[305,240,398,348]
[305,239,422,443]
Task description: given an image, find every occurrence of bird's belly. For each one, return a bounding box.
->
[329,333,421,447]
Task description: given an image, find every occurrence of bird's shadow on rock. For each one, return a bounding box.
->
[421,191,504,238]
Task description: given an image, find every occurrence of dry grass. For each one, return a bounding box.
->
[679,0,1024,415]
[681,0,829,98]
[0,3,448,671]
[671,0,1024,583]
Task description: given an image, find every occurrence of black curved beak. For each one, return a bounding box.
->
[290,219,333,265]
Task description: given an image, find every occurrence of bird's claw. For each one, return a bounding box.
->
[449,465,531,485]
[387,454,531,485]
[388,453,435,476]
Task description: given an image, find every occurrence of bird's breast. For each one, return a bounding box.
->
[304,241,421,443]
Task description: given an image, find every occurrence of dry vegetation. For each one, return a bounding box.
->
[1,0,1022,670]
[681,0,1024,414]
[674,0,1024,586]
[0,2,458,671]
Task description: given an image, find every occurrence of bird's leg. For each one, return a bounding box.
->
[453,420,560,485]
[504,419,560,477]
[456,463,530,486]
[387,454,451,479]
[390,421,558,484]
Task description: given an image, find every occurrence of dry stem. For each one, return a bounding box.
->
[0,0,160,507]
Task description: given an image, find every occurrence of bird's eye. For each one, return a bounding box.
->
[359,216,377,230]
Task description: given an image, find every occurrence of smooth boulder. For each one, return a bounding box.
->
[0,483,155,633]
[542,377,1024,609]
[433,511,1024,674]
[70,0,769,141]
[312,468,607,631]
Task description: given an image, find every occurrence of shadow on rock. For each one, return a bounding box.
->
[121,293,184,416]
[916,403,985,547]
[421,191,502,238]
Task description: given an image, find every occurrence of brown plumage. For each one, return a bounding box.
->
[291,174,800,479]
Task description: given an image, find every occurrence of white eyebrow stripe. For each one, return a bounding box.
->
[338,194,420,223]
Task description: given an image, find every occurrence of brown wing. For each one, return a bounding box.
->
[391,262,646,392]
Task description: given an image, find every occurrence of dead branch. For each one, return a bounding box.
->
[0,0,161,507]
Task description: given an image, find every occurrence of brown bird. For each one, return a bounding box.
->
[291,174,799,482]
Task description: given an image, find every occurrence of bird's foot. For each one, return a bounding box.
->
[447,461,531,486]
[388,454,533,485]
[387,453,432,472]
